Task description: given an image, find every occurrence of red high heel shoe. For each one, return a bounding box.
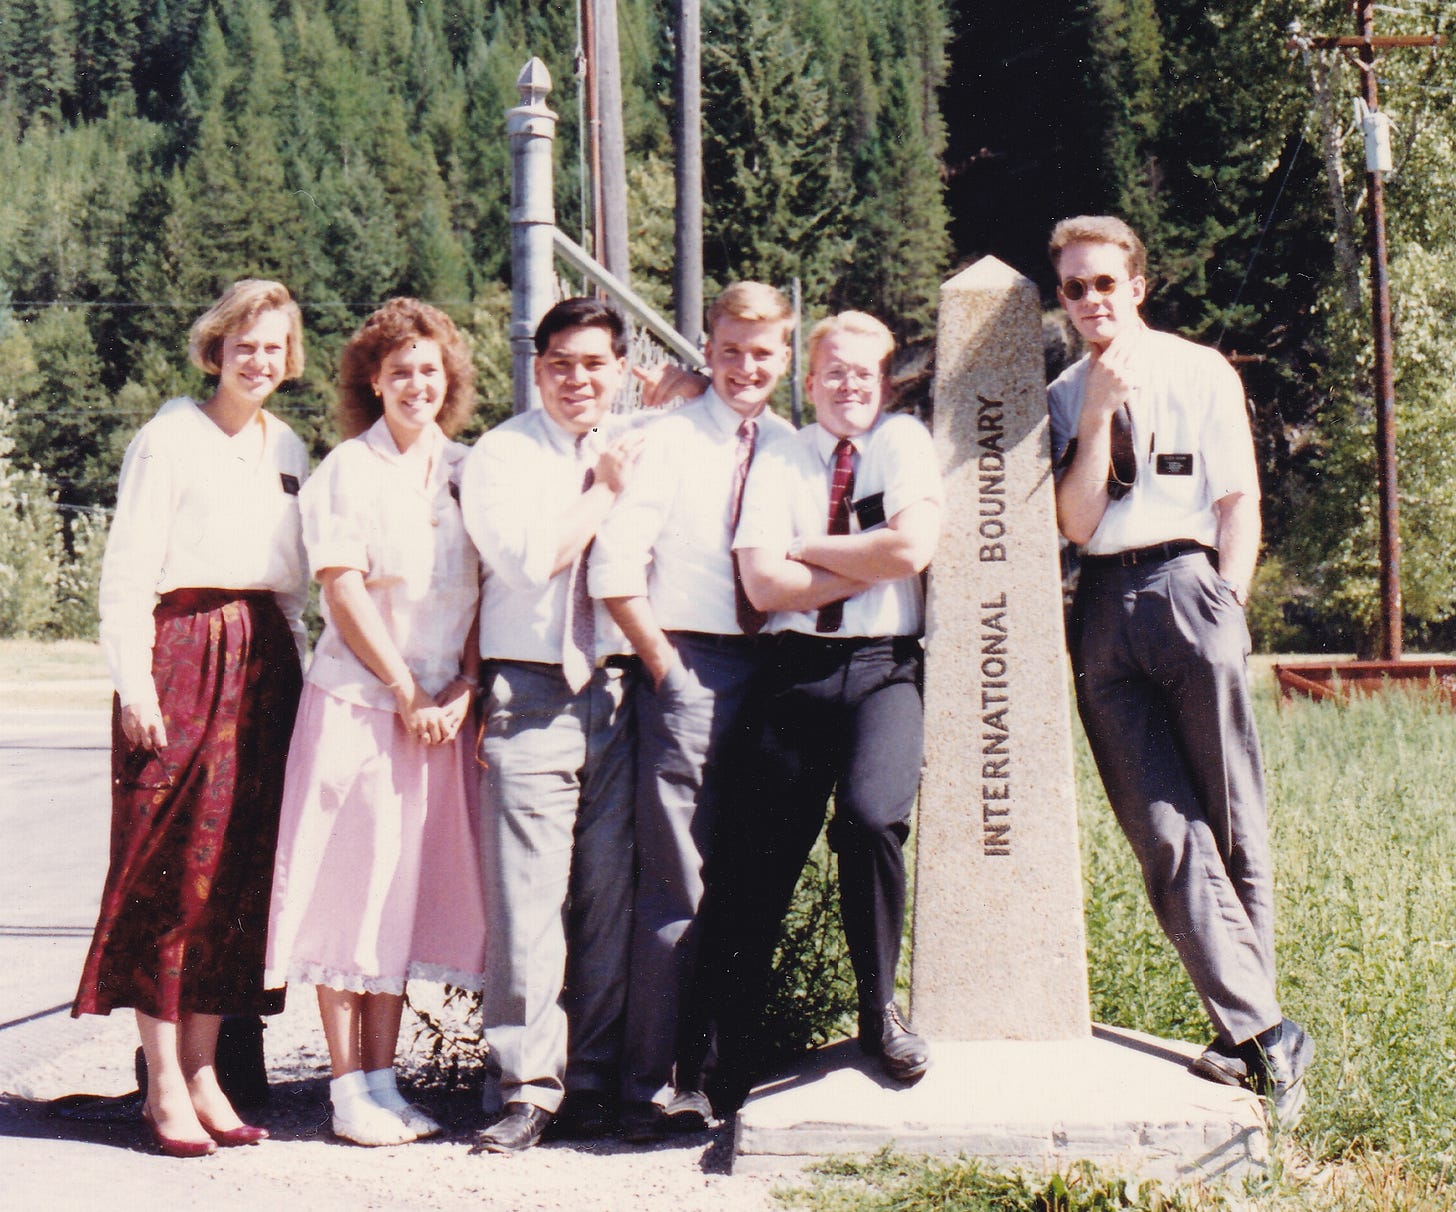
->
[204,1122,269,1147]
[140,1105,217,1158]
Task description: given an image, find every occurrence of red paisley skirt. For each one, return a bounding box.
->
[73,588,302,1020]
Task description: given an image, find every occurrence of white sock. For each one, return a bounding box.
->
[330,1069,372,1108]
[364,1068,408,1111]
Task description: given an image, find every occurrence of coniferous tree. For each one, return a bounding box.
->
[701,0,851,300]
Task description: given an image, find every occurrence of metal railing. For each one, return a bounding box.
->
[509,57,705,416]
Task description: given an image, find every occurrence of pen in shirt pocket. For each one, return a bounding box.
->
[1148,432,1155,464]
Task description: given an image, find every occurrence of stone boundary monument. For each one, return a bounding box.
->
[912,257,1089,1041]
[731,258,1267,1180]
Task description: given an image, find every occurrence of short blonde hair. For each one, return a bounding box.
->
[1048,216,1148,280]
[806,310,895,374]
[707,281,794,342]
[188,280,306,380]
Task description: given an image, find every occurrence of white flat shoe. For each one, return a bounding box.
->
[388,1101,442,1138]
[331,1098,419,1147]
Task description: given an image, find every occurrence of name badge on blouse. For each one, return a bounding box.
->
[853,492,887,530]
[280,473,301,495]
[1155,454,1193,476]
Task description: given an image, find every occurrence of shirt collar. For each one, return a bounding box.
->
[810,419,877,465]
[536,408,597,458]
[701,386,765,437]
[363,415,444,468]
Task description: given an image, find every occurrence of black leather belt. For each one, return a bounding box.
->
[667,630,761,648]
[1080,539,1216,570]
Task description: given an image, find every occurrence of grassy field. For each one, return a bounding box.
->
[785,661,1456,1210]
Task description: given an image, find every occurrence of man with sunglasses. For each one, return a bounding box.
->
[1046,215,1312,1119]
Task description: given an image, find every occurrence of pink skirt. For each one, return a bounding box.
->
[265,684,487,993]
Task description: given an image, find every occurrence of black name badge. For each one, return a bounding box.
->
[280,473,301,495]
[853,492,887,530]
[1155,453,1193,476]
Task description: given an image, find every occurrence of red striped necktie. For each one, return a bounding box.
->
[815,437,856,633]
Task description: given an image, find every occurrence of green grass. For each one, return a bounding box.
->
[781,664,1456,1210]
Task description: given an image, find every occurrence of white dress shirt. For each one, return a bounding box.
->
[302,419,479,710]
[734,413,941,638]
[588,389,794,635]
[461,408,632,663]
[1047,326,1260,555]
[98,397,309,708]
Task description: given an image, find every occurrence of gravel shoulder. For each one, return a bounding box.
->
[0,993,788,1212]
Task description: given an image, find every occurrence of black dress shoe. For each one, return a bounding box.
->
[470,1102,553,1154]
[1190,1018,1314,1121]
[661,1088,713,1134]
[619,1101,664,1144]
[544,1091,616,1140]
[858,1001,930,1082]
[1189,1036,1250,1087]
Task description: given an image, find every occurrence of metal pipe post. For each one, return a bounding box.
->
[508,58,559,414]
[672,0,703,345]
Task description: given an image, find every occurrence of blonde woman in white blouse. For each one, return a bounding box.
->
[74,280,310,1157]
[265,298,487,1146]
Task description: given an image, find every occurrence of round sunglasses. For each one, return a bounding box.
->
[1059,274,1126,301]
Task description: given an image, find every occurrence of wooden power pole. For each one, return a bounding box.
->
[1297,3,1444,660]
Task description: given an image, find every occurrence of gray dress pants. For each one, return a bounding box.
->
[1070,549,1281,1044]
[477,659,637,1112]
[620,632,760,1105]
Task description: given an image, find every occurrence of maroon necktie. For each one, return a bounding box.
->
[815,438,856,633]
[730,418,766,635]
[562,461,596,693]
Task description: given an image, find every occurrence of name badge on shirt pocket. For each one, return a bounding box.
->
[280,473,301,495]
[1155,454,1193,477]
[853,492,887,530]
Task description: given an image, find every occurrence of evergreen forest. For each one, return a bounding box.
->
[2,0,1455,651]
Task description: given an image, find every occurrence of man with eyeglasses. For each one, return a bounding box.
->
[666,310,941,1123]
[1046,215,1312,1118]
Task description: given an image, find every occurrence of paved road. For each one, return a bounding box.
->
[0,711,113,1055]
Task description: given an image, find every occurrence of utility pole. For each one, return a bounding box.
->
[672,0,704,346]
[595,0,630,284]
[1295,4,1443,660]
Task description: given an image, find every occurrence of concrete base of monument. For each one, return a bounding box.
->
[730,1023,1268,1182]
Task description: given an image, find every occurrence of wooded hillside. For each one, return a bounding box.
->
[2,0,1455,648]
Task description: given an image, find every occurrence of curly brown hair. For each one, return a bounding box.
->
[336,298,477,439]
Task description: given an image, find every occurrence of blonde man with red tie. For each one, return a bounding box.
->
[670,310,941,1122]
